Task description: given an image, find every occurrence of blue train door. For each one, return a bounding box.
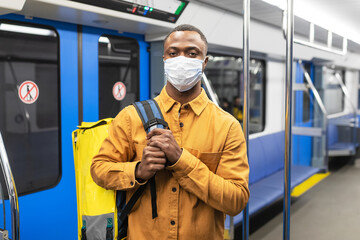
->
[80,26,150,122]
[293,62,314,166]
[0,15,78,239]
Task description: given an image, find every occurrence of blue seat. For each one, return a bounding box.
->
[328,115,358,157]
[225,131,320,227]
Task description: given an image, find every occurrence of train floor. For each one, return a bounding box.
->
[239,158,360,240]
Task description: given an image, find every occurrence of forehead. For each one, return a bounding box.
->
[164,31,206,51]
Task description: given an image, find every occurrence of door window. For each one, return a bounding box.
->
[98,35,140,118]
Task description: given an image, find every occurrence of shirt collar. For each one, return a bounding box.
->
[158,87,209,116]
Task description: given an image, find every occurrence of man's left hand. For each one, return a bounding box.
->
[147,128,182,164]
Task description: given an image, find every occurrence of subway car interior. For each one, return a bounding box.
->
[0,0,360,239]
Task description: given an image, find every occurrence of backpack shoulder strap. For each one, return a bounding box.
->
[133,99,168,133]
[117,99,165,232]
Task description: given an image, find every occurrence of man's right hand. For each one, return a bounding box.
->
[135,146,166,181]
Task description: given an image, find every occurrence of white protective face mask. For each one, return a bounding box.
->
[164,56,204,92]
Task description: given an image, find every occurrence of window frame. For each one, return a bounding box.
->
[0,19,62,196]
[204,52,266,133]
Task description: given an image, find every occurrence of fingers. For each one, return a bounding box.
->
[136,146,167,181]
[146,160,166,172]
[146,130,182,164]
[146,128,169,139]
[142,146,167,166]
[144,146,166,158]
[143,154,167,166]
[147,138,168,150]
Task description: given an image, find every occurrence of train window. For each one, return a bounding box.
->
[98,35,139,118]
[204,55,265,133]
[0,20,60,196]
[323,69,345,115]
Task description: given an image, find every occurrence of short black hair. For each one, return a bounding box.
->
[164,24,208,52]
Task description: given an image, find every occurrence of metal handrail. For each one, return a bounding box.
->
[298,61,329,170]
[202,74,220,107]
[242,0,250,239]
[0,132,20,240]
[284,0,294,239]
[298,62,328,116]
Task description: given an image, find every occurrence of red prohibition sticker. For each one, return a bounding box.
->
[112,82,126,101]
[18,80,39,104]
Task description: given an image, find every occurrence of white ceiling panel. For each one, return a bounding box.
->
[193,0,360,53]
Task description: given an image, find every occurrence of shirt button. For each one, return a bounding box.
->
[184,105,189,110]
[172,187,177,192]
[130,181,134,186]
[171,220,175,225]
[180,122,184,128]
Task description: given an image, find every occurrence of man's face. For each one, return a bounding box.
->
[235,98,242,107]
[163,31,208,71]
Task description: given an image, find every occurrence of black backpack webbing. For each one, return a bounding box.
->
[117,99,168,237]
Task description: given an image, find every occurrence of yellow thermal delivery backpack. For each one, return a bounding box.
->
[72,118,118,240]
[72,99,168,240]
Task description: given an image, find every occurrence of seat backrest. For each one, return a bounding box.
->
[248,131,285,184]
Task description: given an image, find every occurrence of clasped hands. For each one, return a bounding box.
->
[135,128,182,181]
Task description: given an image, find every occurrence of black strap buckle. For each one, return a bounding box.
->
[143,118,169,132]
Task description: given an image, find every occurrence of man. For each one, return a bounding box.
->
[233,96,243,122]
[91,24,249,239]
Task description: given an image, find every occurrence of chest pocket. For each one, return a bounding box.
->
[186,148,222,173]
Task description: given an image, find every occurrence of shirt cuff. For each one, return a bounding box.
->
[134,162,148,186]
[123,161,147,188]
[167,148,198,178]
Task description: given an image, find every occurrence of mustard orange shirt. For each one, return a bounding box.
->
[91,87,250,240]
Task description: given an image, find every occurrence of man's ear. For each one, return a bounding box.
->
[202,56,209,71]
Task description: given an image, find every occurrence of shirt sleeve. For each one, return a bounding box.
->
[91,107,143,190]
[167,120,250,216]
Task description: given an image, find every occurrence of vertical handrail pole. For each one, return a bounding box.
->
[284,0,293,239]
[0,132,20,240]
[242,0,250,239]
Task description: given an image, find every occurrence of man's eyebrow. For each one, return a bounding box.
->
[166,46,201,51]
[185,46,201,51]
[167,46,179,51]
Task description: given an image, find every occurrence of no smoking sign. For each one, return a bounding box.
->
[18,81,39,104]
[112,82,126,101]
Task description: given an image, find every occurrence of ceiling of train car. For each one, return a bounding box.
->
[195,0,360,54]
[196,0,283,27]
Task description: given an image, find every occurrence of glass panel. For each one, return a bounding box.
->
[98,35,140,119]
[204,55,265,133]
[322,68,345,115]
[293,63,327,169]
[0,20,60,196]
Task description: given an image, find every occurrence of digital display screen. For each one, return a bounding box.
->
[71,0,189,23]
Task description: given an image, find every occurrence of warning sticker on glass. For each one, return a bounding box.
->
[18,80,39,104]
[112,82,126,101]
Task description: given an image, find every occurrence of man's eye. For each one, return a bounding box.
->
[188,52,198,57]
[169,52,177,56]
